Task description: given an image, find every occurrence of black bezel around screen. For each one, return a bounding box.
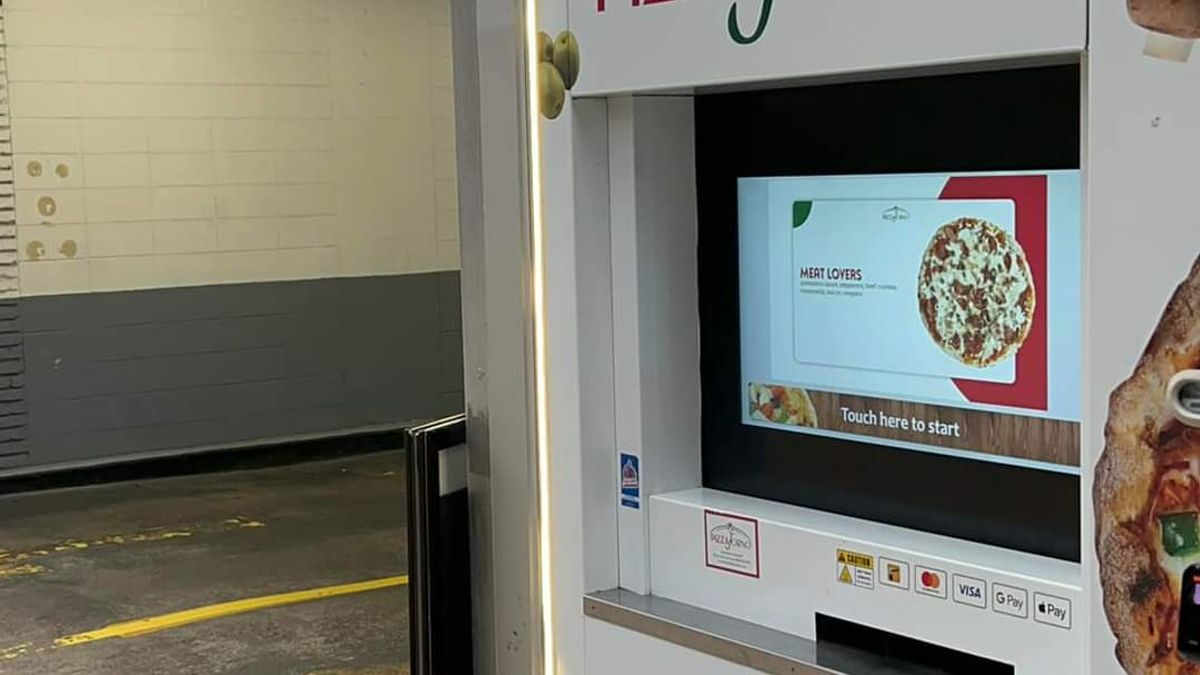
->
[696,63,1082,562]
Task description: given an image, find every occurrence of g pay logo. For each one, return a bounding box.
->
[595,0,776,45]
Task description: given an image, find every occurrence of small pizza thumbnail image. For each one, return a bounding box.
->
[1096,255,1200,673]
[748,383,818,428]
[917,217,1036,368]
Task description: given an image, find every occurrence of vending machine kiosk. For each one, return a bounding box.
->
[522,0,1200,673]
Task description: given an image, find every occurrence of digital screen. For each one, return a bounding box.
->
[699,64,1082,560]
[739,171,1081,473]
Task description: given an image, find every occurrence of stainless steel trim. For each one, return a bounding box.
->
[584,590,948,675]
[448,0,497,670]
[584,589,836,675]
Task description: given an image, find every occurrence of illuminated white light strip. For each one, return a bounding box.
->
[523,0,555,673]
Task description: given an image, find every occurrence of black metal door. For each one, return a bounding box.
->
[406,414,471,675]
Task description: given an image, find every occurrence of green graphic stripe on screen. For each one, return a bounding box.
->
[793,201,813,228]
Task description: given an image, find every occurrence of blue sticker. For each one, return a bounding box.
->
[620,453,640,510]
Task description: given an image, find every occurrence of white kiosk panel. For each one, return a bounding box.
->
[567,0,1086,95]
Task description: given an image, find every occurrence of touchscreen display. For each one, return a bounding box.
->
[738,170,1081,473]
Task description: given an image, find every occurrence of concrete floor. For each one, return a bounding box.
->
[0,451,410,675]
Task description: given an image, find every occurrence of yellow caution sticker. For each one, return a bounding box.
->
[836,548,875,589]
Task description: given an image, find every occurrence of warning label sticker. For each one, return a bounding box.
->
[836,548,875,589]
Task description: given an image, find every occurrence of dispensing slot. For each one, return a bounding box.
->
[815,614,1014,675]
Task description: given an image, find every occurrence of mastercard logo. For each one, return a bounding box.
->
[920,571,941,589]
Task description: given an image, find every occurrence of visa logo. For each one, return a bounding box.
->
[952,575,986,608]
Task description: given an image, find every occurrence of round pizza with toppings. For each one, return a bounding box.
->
[1096,256,1200,673]
[917,217,1036,368]
[748,383,818,428]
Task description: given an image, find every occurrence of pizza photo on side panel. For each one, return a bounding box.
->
[1096,255,1200,674]
[917,217,1036,368]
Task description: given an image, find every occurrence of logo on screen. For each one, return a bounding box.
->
[882,206,910,222]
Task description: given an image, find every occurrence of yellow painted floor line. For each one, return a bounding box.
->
[56,575,408,648]
[0,516,267,581]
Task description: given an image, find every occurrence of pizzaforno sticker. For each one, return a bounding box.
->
[704,510,760,578]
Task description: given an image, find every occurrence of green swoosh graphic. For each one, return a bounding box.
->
[727,0,774,45]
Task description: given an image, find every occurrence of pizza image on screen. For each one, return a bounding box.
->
[1096,255,1200,673]
[917,217,1036,368]
[748,383,818,428]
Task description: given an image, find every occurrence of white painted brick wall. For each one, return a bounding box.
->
[4,0,460,296]
[428,0,459,270]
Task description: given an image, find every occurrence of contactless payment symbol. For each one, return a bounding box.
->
[619,453,640,510]
[915,566,947,599]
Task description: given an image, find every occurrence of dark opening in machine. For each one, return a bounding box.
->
[816,614,1015,675]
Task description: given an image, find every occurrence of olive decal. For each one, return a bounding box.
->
[538,62,566,120]
[552,31,580,90]
[536,29,580,120]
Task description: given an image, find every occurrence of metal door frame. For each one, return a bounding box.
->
[451,0,543,672]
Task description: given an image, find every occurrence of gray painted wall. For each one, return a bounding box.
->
[0,272,463,472]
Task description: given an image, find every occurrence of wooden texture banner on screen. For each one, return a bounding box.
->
[749,383,1079,467]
